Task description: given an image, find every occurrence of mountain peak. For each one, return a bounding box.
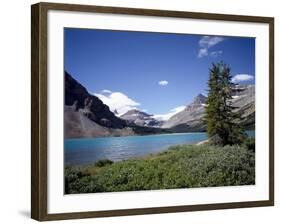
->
[183,93,207,112]
[122,109,151,117]
[193,93,207,104]
[120,109,163,127]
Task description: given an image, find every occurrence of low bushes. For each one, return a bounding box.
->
[65,142,255,194]
[243,137,255,151]
[94,159,114,167]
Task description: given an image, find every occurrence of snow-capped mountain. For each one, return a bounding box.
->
[120,109,163,127]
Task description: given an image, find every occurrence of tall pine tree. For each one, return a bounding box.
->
[205,62,245,145]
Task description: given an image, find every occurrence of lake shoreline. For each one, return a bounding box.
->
[64,131,207,140]
[65,131,255,166]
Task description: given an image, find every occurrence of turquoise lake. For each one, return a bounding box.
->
[65,131,255,165]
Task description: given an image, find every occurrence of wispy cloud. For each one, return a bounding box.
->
[232,74,254,83]
[198,36,224,58]
[158,80,168,86]
[153,105,185,121]
[210,50,223,58]
[94,91,140,115]
[198,48,208,58]
[199,36,224,48]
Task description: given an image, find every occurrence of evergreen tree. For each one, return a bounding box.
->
[205,62,245,145]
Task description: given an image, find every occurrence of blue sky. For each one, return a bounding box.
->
[64,28,255,119]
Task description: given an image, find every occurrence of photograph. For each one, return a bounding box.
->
[64,28,255,194]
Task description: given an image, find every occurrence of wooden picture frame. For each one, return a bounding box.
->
[31,2,274,221]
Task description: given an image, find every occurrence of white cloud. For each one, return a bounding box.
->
[153,105,185,121]
[94,91,140,116]
[232,74,254,83]
[198,36,224,58]
[210,50,223,58]
[199,36,224,48]
[158,80,168,86]
[198,48,208,58]
[101,89,112,94]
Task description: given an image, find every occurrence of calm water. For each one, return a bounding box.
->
[65,131,255,166]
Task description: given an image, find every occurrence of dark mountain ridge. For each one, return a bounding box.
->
[64,71,170,138]
[65,71,126,129]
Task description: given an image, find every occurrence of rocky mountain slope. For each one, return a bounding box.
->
[64,72,170,138]
[64,71,131,138]
[120,109,163,127]
[162,86,255,131]
[232,85,255,129]
[64,106,134,138]
[65,71,126,129]
[162,94,207,131]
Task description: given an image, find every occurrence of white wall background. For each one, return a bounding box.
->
[0,0,279,223]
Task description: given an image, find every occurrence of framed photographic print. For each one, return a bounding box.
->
[31,2,274,221]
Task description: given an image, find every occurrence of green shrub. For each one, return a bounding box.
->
[94,159,114,167]
[243,137,255,151]
[65,144,255,194]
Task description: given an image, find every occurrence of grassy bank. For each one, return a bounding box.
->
[65,139,255,194]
